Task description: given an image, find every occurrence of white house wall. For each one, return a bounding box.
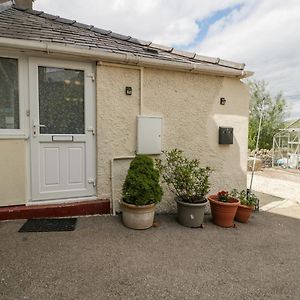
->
[96,64,250,213]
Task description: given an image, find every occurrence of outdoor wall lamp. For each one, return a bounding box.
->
[220,97,226,105]
[125,86,132,95]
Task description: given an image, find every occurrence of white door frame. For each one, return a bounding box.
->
[29,57,96,201]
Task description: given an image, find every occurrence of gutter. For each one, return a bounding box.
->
[0,37,253,78]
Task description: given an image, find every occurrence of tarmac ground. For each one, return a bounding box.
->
[1,212,300,300]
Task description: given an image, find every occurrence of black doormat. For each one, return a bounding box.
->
[19,218,77,232]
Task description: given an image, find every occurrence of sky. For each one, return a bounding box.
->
[34,0,300,119]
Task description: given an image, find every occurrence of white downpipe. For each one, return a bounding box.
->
[109,66,143,215]
[0,37,252,78]
[140,67,144,115]
[110,156,135,216]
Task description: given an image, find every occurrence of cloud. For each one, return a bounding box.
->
[289,100,300,120]
[191,0,300,118]
[33,0,300,119]
[34,0,244,45]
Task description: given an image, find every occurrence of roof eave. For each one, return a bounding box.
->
[239,70,254,79]
[0,37,252,78]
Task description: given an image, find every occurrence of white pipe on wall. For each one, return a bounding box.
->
[99,62,144,216]
[110,156,135,216]
[139,67,144,115]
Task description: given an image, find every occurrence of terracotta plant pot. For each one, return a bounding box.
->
[235,204,254,223]
[175,198,207,228]
[207,194,240,228]
[120,200,155,230]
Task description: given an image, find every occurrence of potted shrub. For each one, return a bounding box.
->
[120,155,163,230]
[156,149,212,228]
[207,191,240,228]
[231,189,258,223]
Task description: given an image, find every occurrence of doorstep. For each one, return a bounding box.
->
[0,199,110,221]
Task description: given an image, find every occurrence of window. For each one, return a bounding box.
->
[38,66,85,134]
[0,57,19,129]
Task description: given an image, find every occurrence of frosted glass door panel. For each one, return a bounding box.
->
[38,67,85,134]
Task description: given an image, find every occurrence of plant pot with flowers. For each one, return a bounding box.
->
[156,149,212,228]
[231,189,258,223]
[207,191,240,228]
[121,155,163,230]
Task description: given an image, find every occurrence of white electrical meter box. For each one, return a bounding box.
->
[137,116,162,155]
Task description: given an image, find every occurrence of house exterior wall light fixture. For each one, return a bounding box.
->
[125,86,132,95]
[220,97,226,105]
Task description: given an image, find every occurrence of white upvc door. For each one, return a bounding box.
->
[29,58,96,201]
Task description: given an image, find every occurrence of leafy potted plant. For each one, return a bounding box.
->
[121,155,163,230]
[207,191,240,228]
[156,149,212,228]
[231,189,258,223]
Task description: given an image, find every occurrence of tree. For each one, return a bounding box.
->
[247,80,289,150]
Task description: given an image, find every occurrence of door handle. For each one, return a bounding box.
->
[33,122,46,128]
[32,122,46,137]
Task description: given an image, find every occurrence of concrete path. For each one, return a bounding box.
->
[247,169,300,219]
[1,214,300,300]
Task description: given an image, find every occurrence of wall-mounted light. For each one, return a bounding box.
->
[220,97,226,105]
[125,86,132,95]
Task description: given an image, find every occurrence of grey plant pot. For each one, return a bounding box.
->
[175,198,208,228]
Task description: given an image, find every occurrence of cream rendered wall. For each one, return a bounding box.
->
[0,140,27,206]
[97,65,249,213]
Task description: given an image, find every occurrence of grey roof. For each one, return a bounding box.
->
[0,4,245,71]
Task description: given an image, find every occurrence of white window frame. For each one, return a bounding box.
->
[0,52,28,139]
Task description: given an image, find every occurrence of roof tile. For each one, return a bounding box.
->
[150,43,173,52]
[91,27,111,35]
[171,48,196,59]
[108,32,131,41]
[127,37,142,45]
[56,17,76,25]
[73,22,93,30]
[0,6,245,71]
[131,38,151,46]
[194,54,219,64]
[218,59,245,70]
[26,9,43,16]
[39,12,59,20]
